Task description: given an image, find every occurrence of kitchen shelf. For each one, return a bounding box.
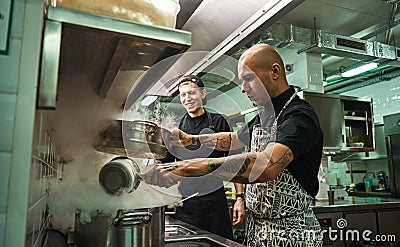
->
[341,147,374,152]
[46,6,191,46]
[299,91,375,152]
[347,191,392,198]
[344,116,370,121]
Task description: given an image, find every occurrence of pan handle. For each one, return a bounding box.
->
[113,212,152,227]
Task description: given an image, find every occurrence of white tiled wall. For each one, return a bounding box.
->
[0,153,11,212]
[0,0,44,246]
[0,153,10,246]
[0,94,16,151]
[328,159,390,188]
[0,2,26,245]
[0,214,5,247]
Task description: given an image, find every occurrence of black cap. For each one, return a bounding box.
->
[178,75,205,88]
[178,75,207,105]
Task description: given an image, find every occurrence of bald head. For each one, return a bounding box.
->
[238,43,289,99]
[239,43,285,72]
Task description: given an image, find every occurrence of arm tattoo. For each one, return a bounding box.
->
[207,159,220,173]
[192,136,199,145]
[159,162,179,172]
[199,133,231,151]
[231,176,252,184]
[206,153,257,183]
[268,149,293,169]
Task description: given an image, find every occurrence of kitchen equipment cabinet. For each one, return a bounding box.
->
[315,212,345,247]
[344,211,378,247]
[299,91,343,150]
[377,209,400,242]
[384,113,400,198]
[299,91,374,152]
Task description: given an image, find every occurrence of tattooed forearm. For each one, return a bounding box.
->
[231,176,253,184]
[206,153,258,183]
[197,133,232,151]
[192,136,199,145]
[159,162,179,172]
[268,149,293,168]
[216,135,231,149]
[157,143,293,185]
[208,159,221,173]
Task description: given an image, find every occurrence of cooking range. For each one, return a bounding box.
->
[74,211,236,247]
[70,119,243,247]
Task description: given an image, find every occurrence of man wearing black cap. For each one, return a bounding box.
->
[159,75,245,239]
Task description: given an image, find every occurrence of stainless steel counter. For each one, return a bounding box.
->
[165,215,244,247]
[312,196,400,214]
[163,197,400,246]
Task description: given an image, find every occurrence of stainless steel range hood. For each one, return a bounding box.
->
[144,0,305,99]
[38,6,191,109]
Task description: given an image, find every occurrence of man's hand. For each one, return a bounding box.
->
[232,197,245,225]
[144,163,181,188]
[144,158,213,187]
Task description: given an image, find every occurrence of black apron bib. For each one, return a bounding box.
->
[173,111,233,240]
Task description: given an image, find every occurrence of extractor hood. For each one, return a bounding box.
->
[144,0,305,99]
[38,6,191,109]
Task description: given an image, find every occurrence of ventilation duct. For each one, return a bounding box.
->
[309,32,376,60]
[259,23,398,62]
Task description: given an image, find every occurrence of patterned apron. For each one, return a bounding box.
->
[245,93,322,247]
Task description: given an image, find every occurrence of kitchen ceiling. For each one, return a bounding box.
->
[162,0,400,97]
[273,0,400,93]
[53,0,400,106]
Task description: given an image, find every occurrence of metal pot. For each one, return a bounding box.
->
[126,120,171,159]
[94,120,171,159]
[98,157,142,196]
[75,207,165,247]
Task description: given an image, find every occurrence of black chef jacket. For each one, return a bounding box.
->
[160,110,234,240]
[237,86,323,197]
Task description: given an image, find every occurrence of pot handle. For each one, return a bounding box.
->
[130,120,159,134]
[113,212,152,227]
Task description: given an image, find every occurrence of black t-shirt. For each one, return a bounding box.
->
[161,110,232,196]
[237,86,323,197]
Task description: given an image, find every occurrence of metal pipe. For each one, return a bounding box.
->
[328,68,400,94]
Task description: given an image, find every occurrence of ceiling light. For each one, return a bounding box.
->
[341,62,378,77]
[140,95,157,106]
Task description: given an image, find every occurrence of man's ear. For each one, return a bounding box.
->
[201,89,206,99]
[271,63,281,80]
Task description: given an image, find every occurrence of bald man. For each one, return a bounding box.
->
[146,43,324,246]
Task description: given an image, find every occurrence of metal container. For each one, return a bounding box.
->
[94,120,171,159]
[75,207,165,247]
[126,120,171,159]
[98,157,142,196]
